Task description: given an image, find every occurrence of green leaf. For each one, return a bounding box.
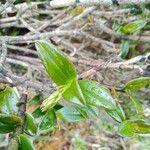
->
[70,6,85,16]
[35,40,77,86]
[41,84,68,111]
[121,20,147,34]
[127,92,143,114]
[28,94,41,105]
[125,77,150,92]
[133,120,150,134]
[118,120,150,137]
[32,107,46,119]
[24,113,37,135]
[0,114,21,126]
[119,40,130,59]
[78,80,116,109]
[63,79,86,105]
[0,123,14,134]
[118,120,135,137]
[106,104,126,123]
[75,105,99,118]
[18,134,35,150]
[56,106,86,122]
[39,109,56,131]
[0,87,19,114]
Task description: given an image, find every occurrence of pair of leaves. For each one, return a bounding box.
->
[118,20,147,59]
[35,40,126,123]
[35,40,116,107]
[118,120,150,137]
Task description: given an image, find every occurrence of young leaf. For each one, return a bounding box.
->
[106,104,126,123]
[56,106,86,122]
[40,83,71,111]
[125,77,150,92]
[0,87,19,114]
[119,40,130,59]
[121,20,147,34]
[0,122,15,134]
[35,40,77,86]
[118,120,150,137]
[24,113,37,135]
[78,80,116,109]
[18,134,35,150]
[0,114,21,126]
[39,109,56,131]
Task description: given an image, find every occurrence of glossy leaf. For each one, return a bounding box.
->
[32,107,46,119]
[35,40,77,86]
[0,87,19,114]
[18,134,35,150]
[56,106,86,122]
[78,80,116,109]
[28,94,41,105]
[125,77,150,92]
[118,120,150,137]
[0,114,21,126]
[39,109,56,131]
[119,40,130,59]
[121,20,147,34]
[0,122,14,133]
[24,113,37,135]
[63,79,86,105]
[106,104,126,123]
